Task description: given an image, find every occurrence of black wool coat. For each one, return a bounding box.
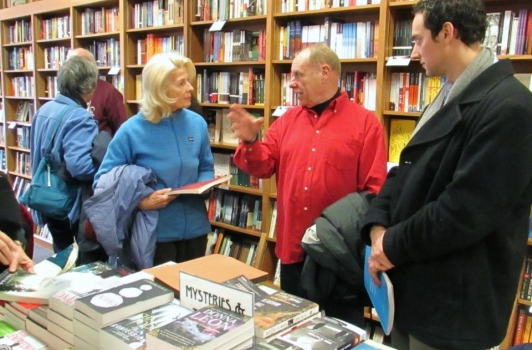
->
[361,60,532,349]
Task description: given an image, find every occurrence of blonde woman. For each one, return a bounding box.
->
[94,52,214,266]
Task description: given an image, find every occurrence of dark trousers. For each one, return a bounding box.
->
[153,234,208,266]
[392,326,443,350]
[280,261,305,296]
[43,216,78,253]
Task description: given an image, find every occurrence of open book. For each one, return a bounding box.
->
[167,175,232,195]
[364,245,394,335]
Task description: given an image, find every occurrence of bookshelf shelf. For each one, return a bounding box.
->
[36,37,71,43]
[7,146,29,152]
[210,221,262,239]
[2,41,32,47]
[195,61,267,67]
[74,31,119,39]
[190,15,267,26]
[273,4,381,17]
[8,171,30,179]
[383,110,422,118]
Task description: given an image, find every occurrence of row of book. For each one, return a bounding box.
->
[13,151,30,177]
[208,189,263,231]
[11,176,29,201]
[389,73,446,113]
[196,0,267,21]
[211,231,260,267]
[135,34,185,65]
[6,19,31,44]
[279,20,378,60]
[212,152,262,189]
[280,0,381,13]
[203,29,266,63]
[197,69,266,106]
[14,101,34,123]
[40,15,70,40]
[131,0,183,28]
[86,38,120,67]
[484,10,532,56]
[81,6,120,35]
[513,307,532,345]
[10,76,34,98]
[0,150,5,173]
[42,46,69,70]
[7,47,33,71]
[15,125,30,149]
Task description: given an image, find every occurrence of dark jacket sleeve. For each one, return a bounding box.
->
[0,174,26,245]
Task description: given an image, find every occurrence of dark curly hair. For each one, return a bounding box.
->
[413,0,486,46]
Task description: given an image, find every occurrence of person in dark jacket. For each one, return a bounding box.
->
[0,173,34,273]
[362,1,532,349]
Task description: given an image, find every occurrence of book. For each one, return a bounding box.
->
[167,175,232,195]
[74,279,174,328]
[278,316,364,350]
[26,318,70,350]
[0,329,47,350]
[0,270,70,304]
[363,246,394,336]
[49,262,138,320]
[100,299,193,350]
[251,338,303,349]
[351,339,397,349]
[254,290,320,338]
[0,320,17,337]
[387,118,416,163]
[33,242,78,278]
[143,254,268,297]
[145,305,254,350]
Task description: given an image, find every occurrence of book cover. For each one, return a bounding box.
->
[279,317,362,350]
[223,275,270,300]
[252,338,303,349]
[50,262,135,319]
[0,270,70,305]
[363,246,394,336]
[254,290,320,338]
[351,339,397,349]
[146,305,253,350]
[33,242,78,278]
[143,254,268,297]
[74,279,174,328]
[0,329,47,350]
[0,320,17,337]
[100,299,193,350]
[167,175,232,195]
[388,118,415,163]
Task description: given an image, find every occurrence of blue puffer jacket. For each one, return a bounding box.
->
[84,165,158,270]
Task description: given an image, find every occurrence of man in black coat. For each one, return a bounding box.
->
[362,0,532,349]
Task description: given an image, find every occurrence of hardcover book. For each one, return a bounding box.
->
[254,290,320,338]
[278,316,363,350]
[100,299,193,350]
[364,246,394,336]
[351,339,397,349]
[145,305,254,350]
[167,175,232,195]
[0,270,70,304]
[74,279,174,328]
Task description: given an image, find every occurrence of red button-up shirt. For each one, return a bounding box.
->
[234,93,387,263]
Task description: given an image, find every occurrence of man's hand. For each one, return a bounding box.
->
[138,188,177,211]
[0,231,34,273]
[227,104,264,143]
[368,225,394,286]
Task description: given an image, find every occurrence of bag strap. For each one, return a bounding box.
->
[44,105,77,155]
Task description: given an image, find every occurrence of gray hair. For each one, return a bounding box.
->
[58,56,98,96]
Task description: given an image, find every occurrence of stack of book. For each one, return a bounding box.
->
[146,305,255,349]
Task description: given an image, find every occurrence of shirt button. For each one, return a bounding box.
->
[247,148,252,151]
[304,187,308,190]
[244,159,248,163]
[316,130,320,134]
[307,167,311,171]
[314,115,318,118]
[303,207,308,211]
[312,148,316,152]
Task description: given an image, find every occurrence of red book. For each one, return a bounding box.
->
[167,175,232,195]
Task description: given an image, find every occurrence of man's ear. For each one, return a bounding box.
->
[441,21,456,42]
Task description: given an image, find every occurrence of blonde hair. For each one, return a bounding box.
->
[140,52,196,123]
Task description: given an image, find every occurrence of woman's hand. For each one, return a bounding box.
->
[0,231,34,273]
[138,188,178,211]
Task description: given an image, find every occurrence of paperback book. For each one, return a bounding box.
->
[167,175,232,195]
[254,290,320,338]
[0,329,47,350]
[100,299,193,350]
[74,278,174,328]
[363,246,394,336]
[0,270,70,304]
[279,317,364,350]
[146,305,254,350]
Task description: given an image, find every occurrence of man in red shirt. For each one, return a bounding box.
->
[67,48,127,136]
[228,43,387,297]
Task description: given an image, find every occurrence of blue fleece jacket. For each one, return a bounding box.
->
[30,94,98,225]
[94,109,214,242]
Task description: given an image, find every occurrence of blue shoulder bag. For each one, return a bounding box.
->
[20,105,78,219]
